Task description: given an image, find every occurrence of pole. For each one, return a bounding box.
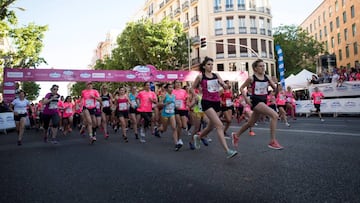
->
[188,37,191,70]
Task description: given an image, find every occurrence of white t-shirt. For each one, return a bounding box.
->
[11,98,30,114]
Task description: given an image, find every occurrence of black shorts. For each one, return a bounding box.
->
[14,113,27,122]
[117,111,129,118]
[221,106,233,112]
[83,107,96,115]
[102,107,112,116]
[201,100,221,112]
[42,113,60,129]
[250,97,267,110]
[129,107,139,114]
[314,104,321,112]
[277,105,286,109]
[175,109,188,117]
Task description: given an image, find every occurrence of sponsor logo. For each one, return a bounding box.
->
[3,89,15,94]
[351,84,360,90]
[26,72,31,76]
[344,101,356,108]
[126,74,136,79]
[322,86,334,92]
[49,72,61,78]
[336,85,348,91]
[133,65,150,73]
[4,82,15,87]
[80,73,91,78]
[330,101,341,108]
[92,73,105,79]
[167,74,178,79]
[7,72,23,78]
[0,117,3,124]
[156,74,165,79]
[63,70,74,76]
[6,116,13,122]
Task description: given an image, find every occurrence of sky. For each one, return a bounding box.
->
[10,0,323,100]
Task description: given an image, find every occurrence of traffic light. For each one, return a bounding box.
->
[200,36,207,48]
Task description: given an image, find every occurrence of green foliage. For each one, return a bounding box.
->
[22,81,40,101]
[273,25,325,77]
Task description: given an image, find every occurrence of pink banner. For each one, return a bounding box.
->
[3,65,248,103]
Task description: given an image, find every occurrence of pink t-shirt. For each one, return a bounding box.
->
[136,90,156,112]
[311,92,324,104]
[74,99,83,114]
[62,102,74,118]
[172,89,188,110]
[276,91,287,106]
[81,89,100,109]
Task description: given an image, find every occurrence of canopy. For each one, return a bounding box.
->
[285,69,316,90]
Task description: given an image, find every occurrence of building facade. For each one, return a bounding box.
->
[133,0,276,77]
[300,0,360,72]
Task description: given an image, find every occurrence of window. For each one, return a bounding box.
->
[342,0,345,7]
[314,20,317,29]
[261,39,267,58]
[336,16,340,28]
[339,49,342,61]
[250,16,256,27]
[216,40,224,58]
[226,0,234,10]
[335,0,339,12]
[251,39,258,57]
[226,16,234,28]
[310,24,313,33]
[238,0,245,10]
[215,18,222,29]
[229,62,237,71]
[318,16,321,26]
[343,12,347,23]
[324,26,328,36]
[325,41,328,50]
[337,33,341,44]
[354,42,358,55]
[351,5,355,18]
[331,37,335,48]
[330,21,333,32]
[238,16,246,33]
[217,64,224,71]
[323,11,326,22]
[249,0,256,10]
[268,41,273,58]
[239,38,248,57]
[214,0,221,11]
[227,39,236,57]
[329,6,332,17]
[352,23,357,36]
[345,46,350,58]
[319,30,322,40]
[344,28,348,41]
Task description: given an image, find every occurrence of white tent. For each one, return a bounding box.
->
[285,69,316,90]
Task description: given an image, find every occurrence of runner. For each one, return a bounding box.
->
[136,82,157,143]
[285,86,296,120]
[276,85,290,127]
[62,96,74,136]
[231,59,284,150]
[10,90,30,145]
[172,79,189,147]
[310,87,325,122]
[42,84,61,144]
[191,56,238,158]
[81,81,101,144]
[100,84,113,139]
[115,87,130,142]
[220,80,233,138]
[128,85,139,139]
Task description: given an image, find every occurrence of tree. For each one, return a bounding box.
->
[22,81,40,101]
[95,18,189,71]
[273,25,324,77]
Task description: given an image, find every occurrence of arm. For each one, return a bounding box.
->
[215,73,227,89]
[190,74,202,96]
[240,77,252,105]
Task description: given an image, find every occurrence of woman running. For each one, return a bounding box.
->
[100,84,113,139]
[129,85,139,139]
[115,87,130,142]
[191,56,238,159]
[42,84,61,144]
[232,59,283,150]
[10,90,30,145]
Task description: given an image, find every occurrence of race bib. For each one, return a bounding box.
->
[226,98,233,107]
[175,100,183,109]
[49,102,58,109]
[207,80,220,93]
[254,81,268,95]
[118,102,128,111]
[102,100,110,107]
[85,99,94,107]
[131,100,137,108]
[165,103,175,114]
[65,107,73,113]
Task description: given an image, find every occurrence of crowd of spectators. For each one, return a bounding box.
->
[309,66,360,87]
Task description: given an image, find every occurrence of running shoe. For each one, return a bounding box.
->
[268,139,284,150]
[231,132,239,147]
[17,140,22,146]
[178,139,184,145]
[154,128,161,138]
[224,132,231,140]
[189,142,195,150]
[226,149,238,159]
[193,134,201,149]
[104,133,109,139]
[123,136,129,143]
[135,133,139,139]
[320,118,325,122]
[249,131,256,136]
[90,136,97,144]
[43,135,48,143]
[285,122,291,127]
[201,138,209,146]
[175,144,182,151]
[51,139,59,144]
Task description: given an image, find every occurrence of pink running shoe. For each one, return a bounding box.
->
[104,133,109,139]
[231,132,239,147]
[268,139,284,150]
[249,131,256,136]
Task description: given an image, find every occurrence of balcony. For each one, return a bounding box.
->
[225,4,234,11]
[191,15,199,24]
[191,57,201,66]
[159,1,165,9]
[214,6,222,13]
[238,4,245,10]
[240,52,249,57]
[227,27,235,35]
[182,1,189,11]
[191,35,200,45]
[239,27,247,34]
[183,21,189,29]
[260,28,266,35]
[215,28,223,36]
[250,27,257,34]
[190,0,198,5]
[174,7,180,16]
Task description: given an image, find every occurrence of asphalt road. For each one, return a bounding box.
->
[1,116,359,203]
